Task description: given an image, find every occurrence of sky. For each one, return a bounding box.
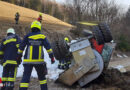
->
[55,0,130,12]
[114,0,130,11]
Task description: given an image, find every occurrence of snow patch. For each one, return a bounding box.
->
[0,48,64,81]
[112,65,126,73]
[123,54,128,58]
[70,40,77,43]
[117,54,123,58]
[116,53,128,58]
[0,65,3,77]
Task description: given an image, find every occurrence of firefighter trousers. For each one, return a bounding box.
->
[58,58,71,69]
[1,64,17,90]
[19,64,47,90]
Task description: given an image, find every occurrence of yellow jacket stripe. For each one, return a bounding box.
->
[28,34,46,40]
[3,60,17,67]
[24,59,44,62]
[39,46,42,59]
[3,38,17,45]
[20,83,29,87]
[30,46,33,59]
[40,80,47,84]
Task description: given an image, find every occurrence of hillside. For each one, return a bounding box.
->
[0,1,74,31]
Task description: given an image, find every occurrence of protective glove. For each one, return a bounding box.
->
[16,54,22,66]
[51,57,55,64]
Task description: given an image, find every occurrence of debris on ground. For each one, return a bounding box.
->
[13,69,130,90]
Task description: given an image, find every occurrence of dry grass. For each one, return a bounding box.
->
[0,1,74,30]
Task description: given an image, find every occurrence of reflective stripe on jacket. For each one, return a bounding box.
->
[18,31,53,64]
[0,34,21,66]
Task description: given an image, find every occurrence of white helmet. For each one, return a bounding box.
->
[7,28,15,34]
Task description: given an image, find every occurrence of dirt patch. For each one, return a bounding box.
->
[11,69,130,90]
[90,69,130,90]
[0,22,75,43]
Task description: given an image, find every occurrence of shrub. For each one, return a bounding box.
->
[117,35,130,52]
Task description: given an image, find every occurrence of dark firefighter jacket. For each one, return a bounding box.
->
[0,33,21,66]
[18,31,53,64]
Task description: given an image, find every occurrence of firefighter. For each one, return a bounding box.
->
[37,13,42,23]
[18,20,55,90]
[64,37,71,69]
[0,28,21,90]
[58,37,71,70]
[15,12,20,24]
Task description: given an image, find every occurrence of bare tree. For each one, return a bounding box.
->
[64,0,120,25]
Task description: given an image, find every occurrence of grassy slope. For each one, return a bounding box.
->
[0,1,74,30]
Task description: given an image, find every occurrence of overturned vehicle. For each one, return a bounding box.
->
[51,23,116,87]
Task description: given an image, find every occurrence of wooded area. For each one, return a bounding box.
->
[1,0,130,51]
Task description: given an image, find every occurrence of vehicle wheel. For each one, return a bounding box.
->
[98,23,113,42]
[51,41,62,60]
[51,40,70,60]
[92,26,105,45]
[58,39,70,58]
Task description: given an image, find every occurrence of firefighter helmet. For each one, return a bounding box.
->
[7,28,15,34]
[64,37,69,43]
[39,13,42,16]
[31,20,41,30]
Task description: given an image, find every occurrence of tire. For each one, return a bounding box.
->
[98,23,113,43]
[51,41,62,60]
[92,26,105,45]
[58,39,70,58]
[51,40,70,60]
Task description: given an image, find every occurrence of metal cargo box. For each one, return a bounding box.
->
[58,57,95,86]
[70,39,95,64]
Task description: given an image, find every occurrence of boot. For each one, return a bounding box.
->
[58,64,62,69]
[1,82,6,90]
[1,87,6,90]
[65,64,69,69]
[5,82,14,90]
[41,84,48,90]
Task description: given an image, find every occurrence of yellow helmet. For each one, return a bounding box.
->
[39,13,42,16]
[31,20,41,30]
[64,37,69,43]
